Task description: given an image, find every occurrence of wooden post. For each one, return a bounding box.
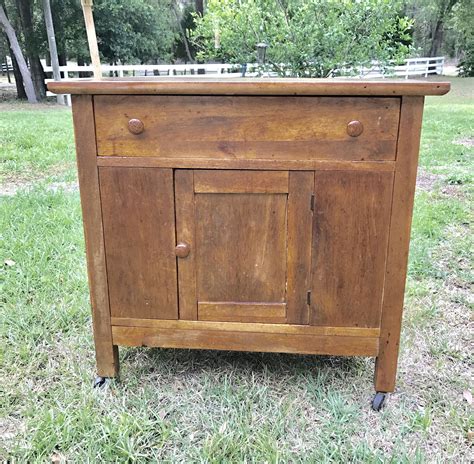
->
[42,0,64,105]
[81,0,101,79]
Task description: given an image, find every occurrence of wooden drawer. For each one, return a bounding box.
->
[94,96,400,161]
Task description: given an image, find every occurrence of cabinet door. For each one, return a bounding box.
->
[310,170,394,328]
[99,167,178,320]
[175,170,313,324]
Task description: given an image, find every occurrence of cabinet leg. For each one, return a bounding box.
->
[95,343,120,379]
[374,348,398,393]
[373,350,395,410]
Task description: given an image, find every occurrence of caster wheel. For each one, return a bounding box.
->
[93,376,108,389]
[372,392,388,411]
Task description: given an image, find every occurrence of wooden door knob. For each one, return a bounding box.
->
[347,120,364,137]
[128,118,144,135]
[175,242,190,258]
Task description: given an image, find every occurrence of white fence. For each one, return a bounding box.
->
[42,56,445,104]
[355,56,445,79]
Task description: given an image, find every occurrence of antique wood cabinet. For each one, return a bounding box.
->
[49,78,449,408]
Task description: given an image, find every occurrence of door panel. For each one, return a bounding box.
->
[99,167,178,319]
[195,192,288,303]
[310,170,394,328]
[175,170,314,324]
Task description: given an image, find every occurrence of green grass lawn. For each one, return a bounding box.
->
[1,78,473,462]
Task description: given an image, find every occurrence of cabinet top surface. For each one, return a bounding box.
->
[48,77,450,96]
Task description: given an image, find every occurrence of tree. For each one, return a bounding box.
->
[173,1,197,62]
[15,0,47,99]
[404,0,462,57]
[1,1,26,98]
[428,0,459,57]
[195,0,203,16]
[192,0,413,78]
[452,0,474,75]
[0,28,13,83]
[0,3,37,102]
[46,0,178,66]
[92,0,176,64]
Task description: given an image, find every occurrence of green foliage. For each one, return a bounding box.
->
[192,0,413,77]
[93,0,176,64]
[2,0,177,67]
[453,0,474,76]
[51,0,90,61]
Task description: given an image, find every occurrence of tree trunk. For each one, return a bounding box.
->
[0,5,37,102]
[77,56,92,78]
[10,46,27,99]
[42,0,64,104]
[16,0,46,99]
[172,0,194,62]
[429,0,459,57]
[429,20,444,57]
[195,0,204,16]
[59,52,66,79]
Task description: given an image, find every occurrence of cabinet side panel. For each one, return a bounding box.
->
[99,167,178,320]
[375,96,425,392]
[71,95,118,377]
[311,170,394,328]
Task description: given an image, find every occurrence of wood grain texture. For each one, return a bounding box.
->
[195,191,288,303]
[198,302,286,323]
[99,167,178,320]
[194,170,289,193]
[111,317,380,337]
[71,95,118,377]
[97,157,396,172]
[174,170,197,320]
[48,77,450,96]
[375,96,425,393]
[286,171,314,324]
[94,96,400,160]
[112,326,379,356]
[310,170,394,328]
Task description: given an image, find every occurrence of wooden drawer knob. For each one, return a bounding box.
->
[128,118,144,135]
[347,120,364,137]
[175,242,190,258]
